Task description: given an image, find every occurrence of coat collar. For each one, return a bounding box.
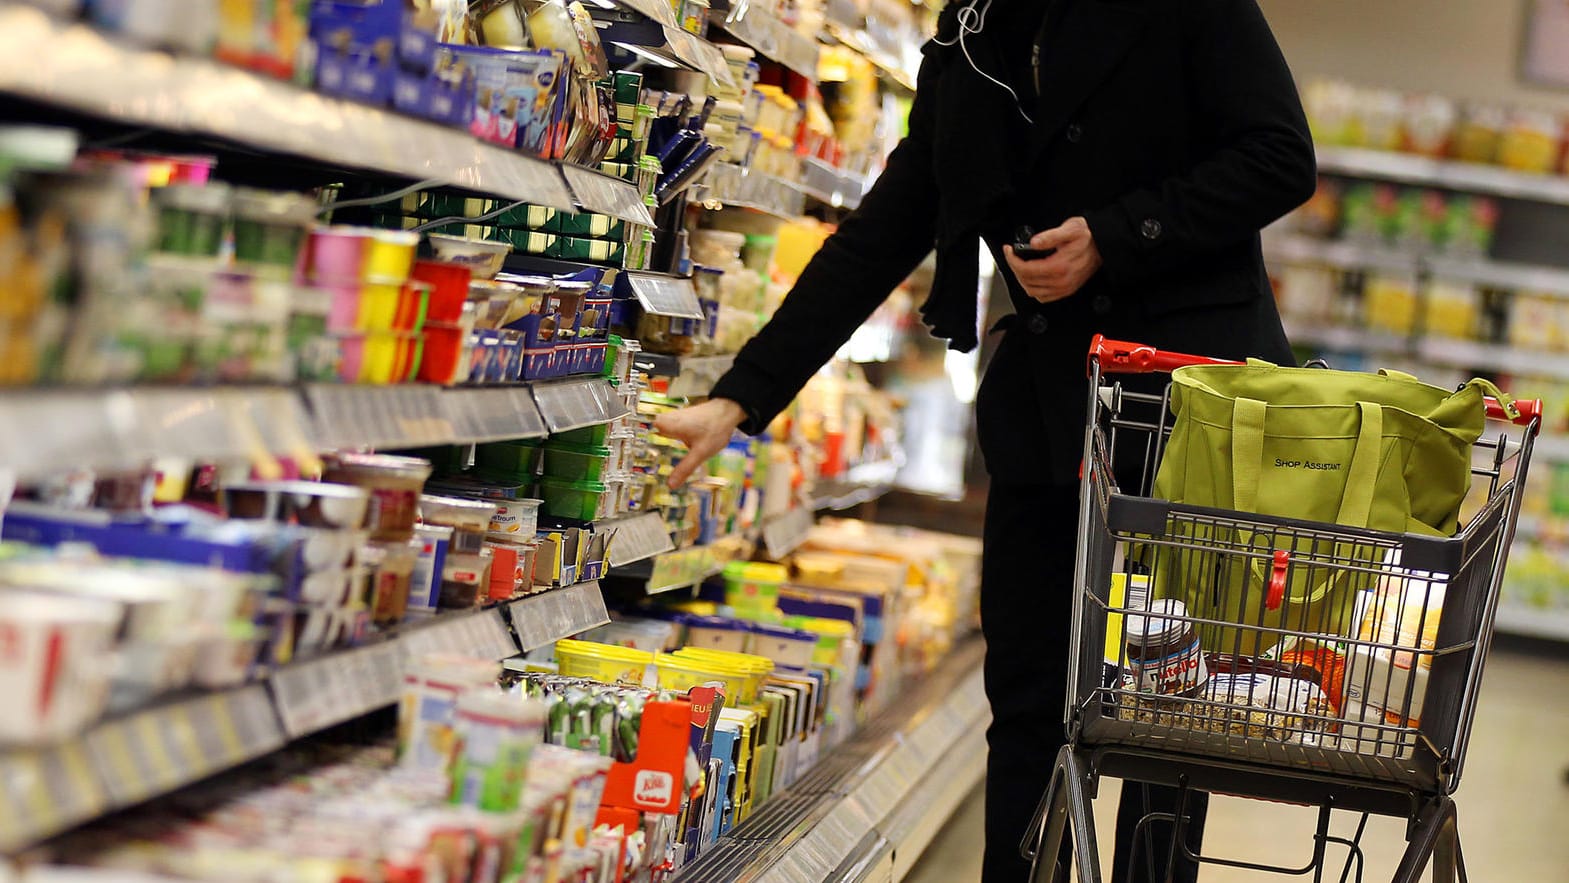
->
[1027,0,1149,158]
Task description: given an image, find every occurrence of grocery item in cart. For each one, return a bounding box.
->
[1343,567,1446,726]
[1120,598,1207,697]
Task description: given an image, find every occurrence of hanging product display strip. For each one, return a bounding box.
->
[676,639,987,883]
[0,584,611,854]
[0,6,577,211]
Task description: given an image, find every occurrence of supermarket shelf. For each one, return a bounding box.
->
[0,584,609,853]
[1417,337,1569,381]
[704,162,807,219]
[0,5,575,212]
[1426,256,1569,298]
[1281,319,1409,356]
[1263,234,1420,275]
[1283,317,1569,382]
[601,512,676,567]
[714,2,820,80]
[1315,145,1569,207]
[1494,603,1569,642]
[677,637,988,882]
[633,353,736,398]
[1265,233,1569,299]
[1531,435,1569,464]
[0,374,627,479]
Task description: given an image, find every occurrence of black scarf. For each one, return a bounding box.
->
[918,0,1053,352]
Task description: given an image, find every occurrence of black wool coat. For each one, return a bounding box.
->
[709,0,1317,485]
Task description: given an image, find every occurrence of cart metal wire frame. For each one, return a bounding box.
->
[1022,336,1542,883]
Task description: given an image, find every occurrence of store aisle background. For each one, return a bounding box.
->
[905,644,1569,882]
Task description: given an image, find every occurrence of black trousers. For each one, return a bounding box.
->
[980,482,1209,883]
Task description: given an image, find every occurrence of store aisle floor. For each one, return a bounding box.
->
[905,646,1569,882]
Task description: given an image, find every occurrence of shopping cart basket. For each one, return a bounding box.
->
[1022,336,1542,883]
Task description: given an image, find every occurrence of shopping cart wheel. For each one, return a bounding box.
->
[1024,745,1102,883]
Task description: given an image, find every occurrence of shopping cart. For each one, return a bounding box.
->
[1022,336,1542,883]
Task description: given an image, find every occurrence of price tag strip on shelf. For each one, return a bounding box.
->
[602,513,676,566]
[762,507,814,560]
[270,642,403,738]
[624,272,706,320]
[509,581,612,651]
[304,384,456,450]
[0,389,129,479]
[0,737,108,853]
[560,164,656,227]
[0,7,574,211]
[85,685,284,807]
[400,607,518,664]
[532,378,630,433]
[442,387,550,443]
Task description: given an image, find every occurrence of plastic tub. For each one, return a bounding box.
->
[307,226,370,284]
[654,653,748,701]
[420,494,498,553]
[538,477,607,522]
[324,283,362,333]
[723,561,788,619]
[232,188,315,271]
[672,647,773,703]
[475,440,542,478]
[681,614,750,654]
[154,182,230,256]
[427,233,512,279]
[748,622,819,670]
[541,442,612,482]
[365,229,420,282]
[362,332,420,384]
[395,281,431,332]
[419,322,467,385]
[220,480,370,530]
[360,281,401,331]
[322,453,432,542]
[555,639,654,685]
[410,259,471,323]
[487,497,541,536]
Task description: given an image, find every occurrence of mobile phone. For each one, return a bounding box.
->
[1012,226,1057,261]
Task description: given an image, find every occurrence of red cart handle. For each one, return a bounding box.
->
[1087,335,1542,426]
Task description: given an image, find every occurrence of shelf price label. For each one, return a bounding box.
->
[561,164,655,226]
[625,273,705,320]
[509,582,611,650]
[762,507,814,560]
[0,739,107,852]
[532,378,628,433]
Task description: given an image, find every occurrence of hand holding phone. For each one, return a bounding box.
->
[1012,226,1058,261]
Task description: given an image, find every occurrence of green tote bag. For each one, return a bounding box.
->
[1147,360,1510,655]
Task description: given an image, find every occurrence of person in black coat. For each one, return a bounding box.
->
[657,0,1315,879]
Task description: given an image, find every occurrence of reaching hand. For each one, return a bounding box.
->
[653,398,747,487]
[1003,216,1103,304]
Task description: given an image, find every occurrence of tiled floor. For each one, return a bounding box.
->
[905,645,1569,882]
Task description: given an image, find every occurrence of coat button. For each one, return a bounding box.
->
[1066,123,1083,143]
[1092,294,1112,315]
[1141,218,1163,240]
[1027,314,1049,335]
